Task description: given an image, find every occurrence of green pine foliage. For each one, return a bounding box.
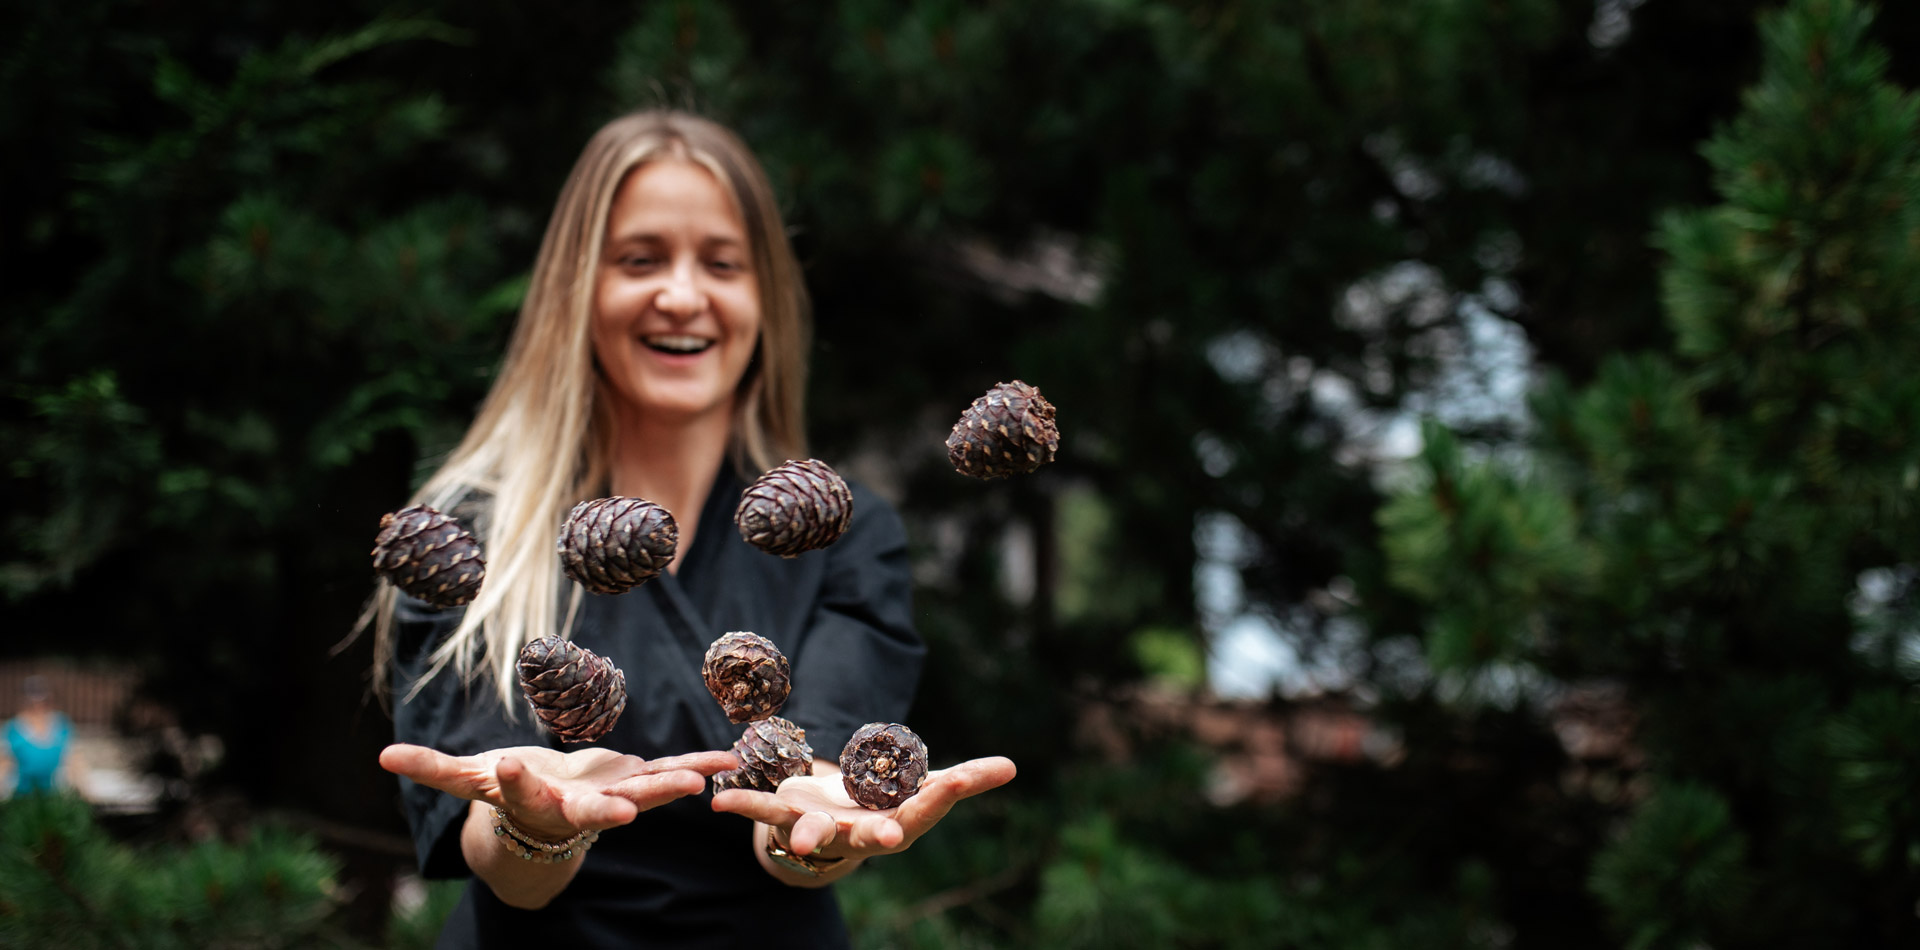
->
[5,10,522,844]
[0,795,346,949]
[383,879,468,950]
[1586,782,1752,950]
[1379,421,1593,672]
[1826,688,1920,872]
[1380,0,1920,944]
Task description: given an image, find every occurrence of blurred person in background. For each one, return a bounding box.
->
[367,110,1016,949]
[3,675,90,799]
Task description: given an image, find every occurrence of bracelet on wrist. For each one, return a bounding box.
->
[491,807,597,864]
[764,829,847,878]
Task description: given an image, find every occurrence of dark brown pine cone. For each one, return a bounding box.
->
[735,459,854,558]
[702,631,792,723]
[946,380,1059,480]
[558,496,678,595]
[839,722,929,810]
[712,717,814,794]
[517,636,627,743]
[371,504,487,608]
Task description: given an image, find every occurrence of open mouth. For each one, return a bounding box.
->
[643,335,714,355]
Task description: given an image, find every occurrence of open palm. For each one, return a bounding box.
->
[381,743,739,842]
[710,756,1016,859]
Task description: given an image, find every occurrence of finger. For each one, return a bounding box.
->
[789,811,838,856]
[493,756,639,833]
[603,770,709,812]
[896,756,1017,832]
[843,813,905,852]
[493,755,580,836]
[379,744,494,800]
[569,792,640,830]
[495,755,552,811]
[632,750,742,778]
[710,788,802,826]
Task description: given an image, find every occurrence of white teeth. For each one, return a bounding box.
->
[643,335,712,353]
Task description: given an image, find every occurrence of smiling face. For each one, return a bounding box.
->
[592,159,762,431]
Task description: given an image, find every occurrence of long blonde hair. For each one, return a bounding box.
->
[367,110,811,706]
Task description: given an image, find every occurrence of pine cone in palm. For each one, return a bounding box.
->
[839,722,929,810]
[735,459,854,558]
[946,380,1059,479]
[558,497,678,595]
[371,504,487,608]
[712,717,814,794]
[702,631,792,723]
[517,637,627,743]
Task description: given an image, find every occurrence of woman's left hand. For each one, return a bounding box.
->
[710,756,1016,859]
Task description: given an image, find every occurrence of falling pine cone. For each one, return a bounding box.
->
[558,496,678,595]
[712,717,814,794]
[371,504,487,608]
[517,636,627,743]
[839,722,929,810]
[946,380,1059,480]
[702,631,792,724]
[735,459,854,558]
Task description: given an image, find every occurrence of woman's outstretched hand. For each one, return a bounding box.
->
[380,743,740,842]
[710,756,1016,861]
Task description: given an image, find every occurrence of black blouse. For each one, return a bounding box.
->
[391,468,925,950]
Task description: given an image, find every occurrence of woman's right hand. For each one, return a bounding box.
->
[380,743,740,842]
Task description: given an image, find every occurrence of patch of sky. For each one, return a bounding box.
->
[1195,510,1386,699]
[1849,565,1920,680]
[1196,256,1540,699]
[1589,0,1649,52]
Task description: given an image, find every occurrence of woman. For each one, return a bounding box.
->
[4,676,89,799]
[370,111,1015,948]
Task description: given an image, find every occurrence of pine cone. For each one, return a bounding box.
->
[712,717,814,794]
[735,459,854,558]
[558,497,678,595]
[517,637,627,743]
[946,380,1059,480]
[839,722,929,810]
[702,631,792,724]
[371,504,487,608]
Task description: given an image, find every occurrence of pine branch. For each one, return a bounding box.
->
[889,862,1028,927]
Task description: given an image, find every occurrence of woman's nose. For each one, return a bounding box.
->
[653,267,706,318]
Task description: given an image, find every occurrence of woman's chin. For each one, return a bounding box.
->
[613,385,737,428]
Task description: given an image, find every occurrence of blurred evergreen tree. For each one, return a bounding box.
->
[0,794,347,949]
[1379,0,1920,945]
[1,9,519,935]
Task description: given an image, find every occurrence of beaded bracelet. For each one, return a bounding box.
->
[764,830,847,878]
[491,807,598,864]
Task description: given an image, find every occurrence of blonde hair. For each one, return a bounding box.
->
[366,110,810,706]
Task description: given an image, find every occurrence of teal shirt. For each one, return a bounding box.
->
[6,713,71,794]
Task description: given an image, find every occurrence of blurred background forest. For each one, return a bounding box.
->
[6,0,1920,946]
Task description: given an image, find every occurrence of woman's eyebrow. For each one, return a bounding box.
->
[605,230,662,244]
[604,232,743,248]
